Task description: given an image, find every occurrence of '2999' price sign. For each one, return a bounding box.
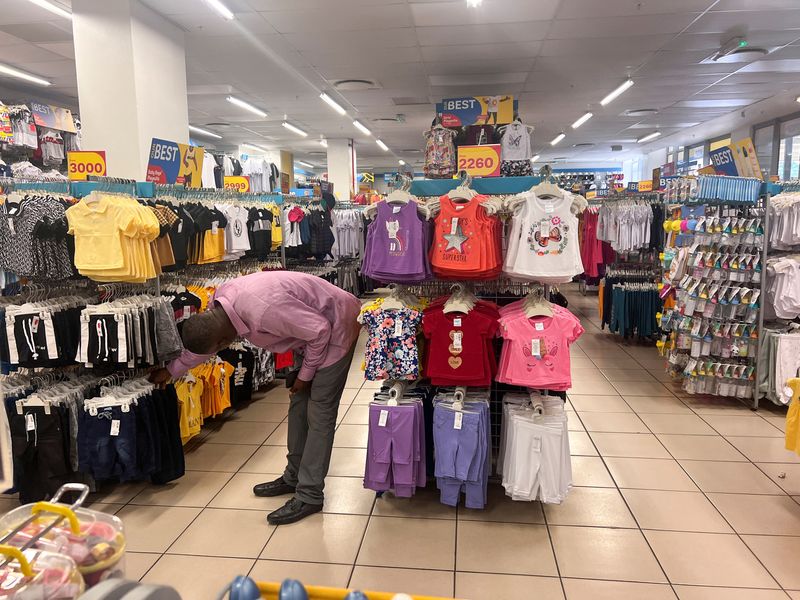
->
[67,151,107,181]
[456,144,501,178]
[223,176,251,193]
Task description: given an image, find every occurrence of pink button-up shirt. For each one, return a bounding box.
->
[167,271,361,381]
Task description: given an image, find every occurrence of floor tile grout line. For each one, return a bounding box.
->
[567,400,678,595]
[538,486,568,599]
[345,488,377,589]
[626,401,788,592]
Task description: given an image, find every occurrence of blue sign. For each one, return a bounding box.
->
[290,188,314,197]
[708,145,739,176]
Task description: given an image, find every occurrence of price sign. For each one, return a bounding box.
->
[223,176,250,193]
[67,151,107,181]
[638,180,653,192]
[457,144,501,177]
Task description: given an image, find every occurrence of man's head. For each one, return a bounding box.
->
[181,307,237,355]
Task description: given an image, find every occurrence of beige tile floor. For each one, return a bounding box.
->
[85,287,800,599]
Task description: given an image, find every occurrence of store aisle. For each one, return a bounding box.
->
[82,286,800,600]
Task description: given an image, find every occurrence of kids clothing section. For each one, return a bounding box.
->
[362,200,431,283]
[360,306,423,381]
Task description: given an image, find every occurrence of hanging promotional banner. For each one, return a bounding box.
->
[734,138,763,179]
[29,101,76,133]
[457,144,502,178]
[145,138,204,188]
[223,175,250,193]
[280,172,290,194]
[67,151,107,181]
[438,96,515,127]
[708,145,739,177]
[0,104,11,142]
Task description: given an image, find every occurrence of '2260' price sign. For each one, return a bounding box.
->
[67,151,107,181]
[457,144,501,178]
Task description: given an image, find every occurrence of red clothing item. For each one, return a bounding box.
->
[422,300,499,386]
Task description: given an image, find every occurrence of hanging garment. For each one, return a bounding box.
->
[423,127,457,179]
[500,122,532,161]
[360,306,422,381]
[504,192,583,284]
[362,200,431,283]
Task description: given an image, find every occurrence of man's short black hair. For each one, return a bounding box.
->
[182,311,222,354]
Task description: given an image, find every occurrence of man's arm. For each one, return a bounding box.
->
[166,349,214,379]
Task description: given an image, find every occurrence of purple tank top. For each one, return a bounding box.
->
[363,200,427,281]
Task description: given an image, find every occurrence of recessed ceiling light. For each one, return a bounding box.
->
[353,120,372,136]
[282,121,308,137]
[637,131,662,143]
[571,112,593,129]
[550,133,566,146]
[0,63,51,86]
[376,139,389,152]
[531,154,540,162]
[226,96,267,117]
[25,0,70,19]
[319,93,347,116]
[297,160,314,169]
[243,143,268,153]
[204,0,234,20]
[399,159,406,165]
[319,139,328,148]
[600,79,634,106]
[189,125,222,140]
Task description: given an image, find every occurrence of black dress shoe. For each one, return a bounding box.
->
[267,497,323,525]
[253,476,296,497]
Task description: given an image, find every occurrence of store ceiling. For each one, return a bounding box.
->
[2,0,800,169]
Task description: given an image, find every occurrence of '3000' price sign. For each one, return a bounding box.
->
[457,144,501,178]
[67,151,107,181]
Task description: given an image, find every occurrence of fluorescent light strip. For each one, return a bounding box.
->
[571,112,593,129]
[282,121,308,137]
[297,160,315,169]
[26,0,70,19]
[320,93,347,116]
[352,120,372,136]
[189,125,222,140]
[0,63,51,87]
[226,96,267,117]
[318,139,328,148]
[530,154,540,163]
[550,133,566,146]
[600,79,634,106]
[205,0,234,20]
[399,159,406,166]
[243,143,268,153]
[376,139,389,152]
[637,131,662,143]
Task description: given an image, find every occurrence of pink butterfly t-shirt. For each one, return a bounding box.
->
[496,308,584,391]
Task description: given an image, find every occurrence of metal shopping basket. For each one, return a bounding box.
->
[219,576,460,600]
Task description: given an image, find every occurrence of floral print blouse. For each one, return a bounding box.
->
[361,307,422,381]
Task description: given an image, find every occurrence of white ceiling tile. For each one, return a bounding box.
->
[738,58,800,72]
[540,35,674,58]
[302,46,423,68]
[0,0,71,25]
[426,58,535,75]
[0,22,71,43]
[415,22,550,46]
[261,4,412,33]
[672,31,800,52]
[548,14,699,39]
[688,10,800,33]
[420,41,541,62]
[410,0,561,26]
[282,28,416,51]
[0,43,64,63]
[0,30,27,46]
[556,0,714,18]
[35,42,74,59]
[674,98,754,107]
[713,0,800,8]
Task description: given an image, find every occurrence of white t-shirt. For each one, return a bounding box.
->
[38,129,64,165]
[202,151,217,189]
[216,204,251,260]
[504,192,583,283]
[501,122,532,161]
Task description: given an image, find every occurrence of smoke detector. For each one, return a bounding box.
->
[703,37,768,64]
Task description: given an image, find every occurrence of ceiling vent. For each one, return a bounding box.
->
[372,115,406,124]
[624,109,659,117]
[332,79,381,91]
[611,145,623,152]
[573,143,595,148]
[702,37,769,64]
[205,122,232,128]
[393,97,430,106]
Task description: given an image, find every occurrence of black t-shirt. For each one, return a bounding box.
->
[217,348,255,405]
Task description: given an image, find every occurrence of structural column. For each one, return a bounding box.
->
[71,0,189,179]
[327,139,356,201]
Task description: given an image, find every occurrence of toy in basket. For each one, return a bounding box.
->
[0,543,84,598]
[0,484,125,588]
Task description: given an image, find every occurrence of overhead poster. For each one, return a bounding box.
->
[29,101,77,133]
[437,95,515,127]
[145,137,204,188]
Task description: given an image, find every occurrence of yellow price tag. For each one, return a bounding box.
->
[637,180,653,192]
[457,144,501,178]
[67,151,107,181]
[223,176,250,193]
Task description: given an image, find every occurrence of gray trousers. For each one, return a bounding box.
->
[282,344,356,505]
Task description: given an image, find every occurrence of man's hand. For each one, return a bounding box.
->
[148,367,172,388]
[290,377,311,395]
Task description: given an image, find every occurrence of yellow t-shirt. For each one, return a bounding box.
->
[175,378,204,445]
[270,205,283,250]
[786,378,800,456]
